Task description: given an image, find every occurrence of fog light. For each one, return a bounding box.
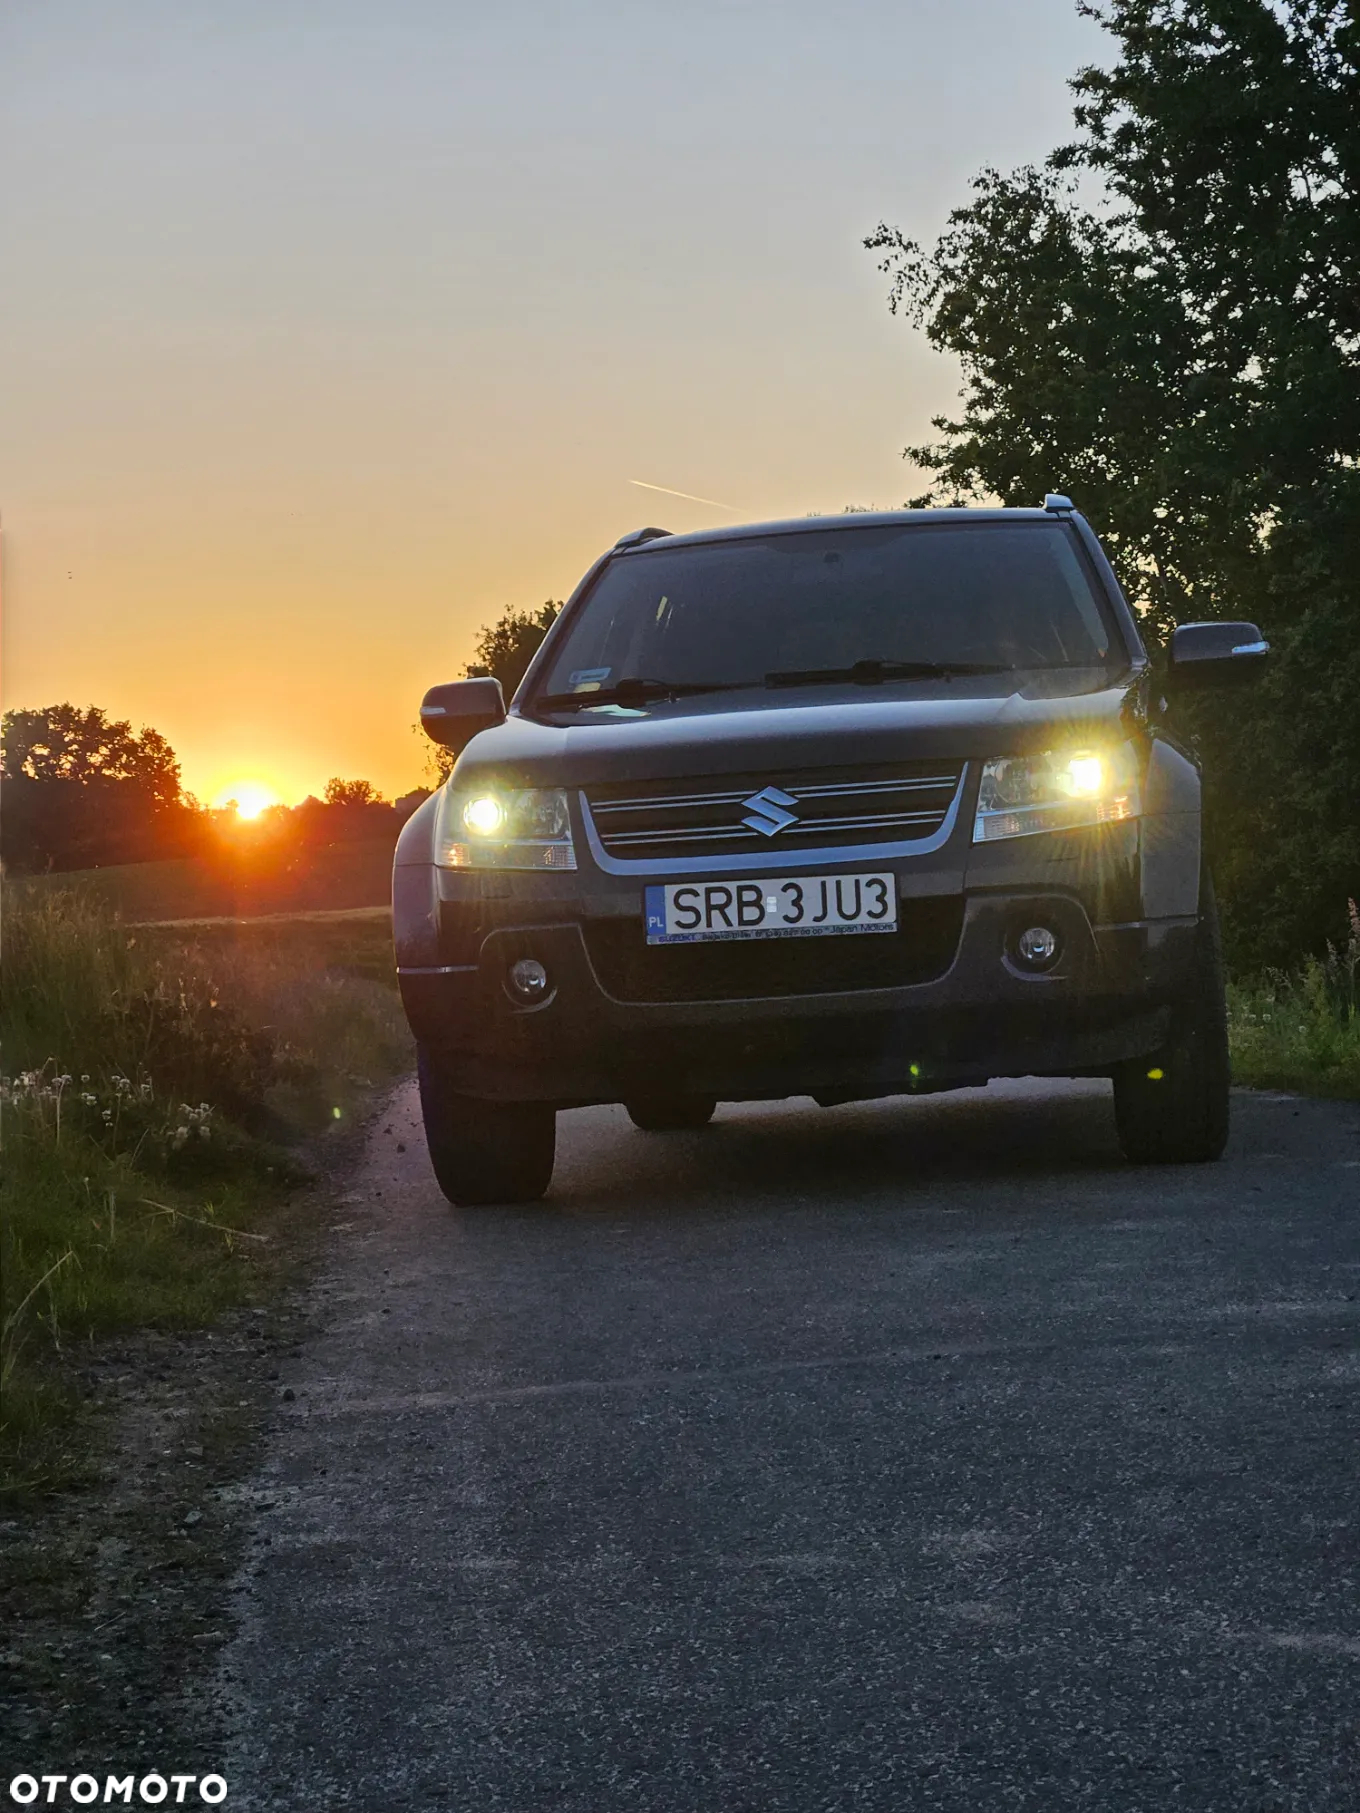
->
[1015,925,1060,969]
[506,957,550,1002]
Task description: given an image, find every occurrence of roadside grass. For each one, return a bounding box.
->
[135,911,407,1133]
[1,887,410,1498]
[1228,902,1360,1100]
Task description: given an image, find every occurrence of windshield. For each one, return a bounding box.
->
[532,521,1119,707]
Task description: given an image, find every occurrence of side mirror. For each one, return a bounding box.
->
[1166,621,1269,691]
[419,677,506,753]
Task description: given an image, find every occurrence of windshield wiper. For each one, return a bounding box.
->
[535,659,1012,713]
[534,676,749,712]
[764,658,1011,689]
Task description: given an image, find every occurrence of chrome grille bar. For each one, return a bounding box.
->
[590,773,959,816]
[601,808,948,848]
[580,761,969,876]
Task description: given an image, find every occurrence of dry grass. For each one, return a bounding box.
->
[1,887,411,1497]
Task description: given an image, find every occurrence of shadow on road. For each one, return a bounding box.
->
[548,1078,1129,1216]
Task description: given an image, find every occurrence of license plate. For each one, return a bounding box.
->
[644,872,897,944]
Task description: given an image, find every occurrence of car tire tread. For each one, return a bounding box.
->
[416,1045,555,1204]
[1113,871,1230,1164]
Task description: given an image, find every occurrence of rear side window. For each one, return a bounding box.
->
[537,522,1117,697]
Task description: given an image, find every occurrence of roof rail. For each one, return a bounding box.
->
[613,526,672,549]
[1043,493,1075,516]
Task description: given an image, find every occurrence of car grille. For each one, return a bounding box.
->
[583,760,965,865]
[583,897,964,1003]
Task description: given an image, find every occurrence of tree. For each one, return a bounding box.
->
[3,704,183,806]
[394,787,431,822]
[421,732,457,789]
[866,0,1360,969]
[465,600,562,698]
[1,703,198,871]
[323,777,387,808]
[419,599,566,786]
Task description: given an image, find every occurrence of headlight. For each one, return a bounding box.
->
[436,786,577,870]
[974,743,1141,842]
[461,794,506,836]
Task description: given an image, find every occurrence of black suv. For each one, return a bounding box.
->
[395,498,1267,1203]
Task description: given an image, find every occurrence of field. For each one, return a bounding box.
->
[0,885,410,1497]
[16,835,397,923]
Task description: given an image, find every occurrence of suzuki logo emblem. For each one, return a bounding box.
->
[741,785,799,837]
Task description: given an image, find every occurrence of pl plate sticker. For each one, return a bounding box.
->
[569,667,611,692]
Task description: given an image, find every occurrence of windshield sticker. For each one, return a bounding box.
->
[582,703,647,717]
[655,594,670,623]
[569,666,611,692]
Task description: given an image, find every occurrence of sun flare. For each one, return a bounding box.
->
[214,780,278,820]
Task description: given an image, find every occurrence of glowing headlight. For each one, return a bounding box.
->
[974,744,1141,842]
[461,795,506,836]
[1063,754,1106,799]
[437,786,576,870]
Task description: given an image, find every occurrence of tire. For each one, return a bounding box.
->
[1112,873,1230,1164]
[625,1094,718,1132]
[416,1045,555,1205]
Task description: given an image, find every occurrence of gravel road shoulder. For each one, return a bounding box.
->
[0,1086,405,1781]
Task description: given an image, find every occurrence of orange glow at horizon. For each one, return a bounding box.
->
[213,780,279,820]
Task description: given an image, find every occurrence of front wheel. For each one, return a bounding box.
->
[626,1094,718,1132]
[1112,876,1230,1164]
[416,1045,555,1205]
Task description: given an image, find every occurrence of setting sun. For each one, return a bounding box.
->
[213,780,279,820]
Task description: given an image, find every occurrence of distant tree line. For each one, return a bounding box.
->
[0,704,428,874]
[1,604,569,873]
[866,0,1359,970]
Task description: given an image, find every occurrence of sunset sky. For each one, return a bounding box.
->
[1,0,1102,808]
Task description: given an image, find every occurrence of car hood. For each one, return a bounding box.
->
[453,668,1147,789]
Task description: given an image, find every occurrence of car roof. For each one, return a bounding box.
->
[616,507,1061,555]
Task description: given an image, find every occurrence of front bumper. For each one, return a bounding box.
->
[398,884,1196,1106]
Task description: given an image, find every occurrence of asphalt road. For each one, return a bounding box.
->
[220,1080,1360,1812]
